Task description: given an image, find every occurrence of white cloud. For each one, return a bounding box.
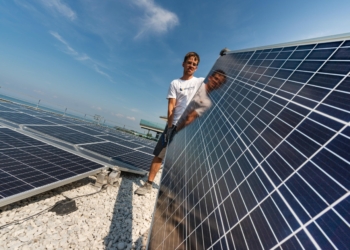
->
[133,0,179,38]
[126,116,136,121]
[115,113,124,118]
[49,31,115,83]
[38,0,76,21]
[49,31,78,55]
[130,108,139,112]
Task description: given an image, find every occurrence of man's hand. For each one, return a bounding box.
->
[165,127,174,143]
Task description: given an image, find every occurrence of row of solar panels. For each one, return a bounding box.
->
[148,34,350,249]
[0,100,156,206]
[0,101,156,172]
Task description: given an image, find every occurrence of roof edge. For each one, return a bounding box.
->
[227,32,350,54]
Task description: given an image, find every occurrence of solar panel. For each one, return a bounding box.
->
[148,34,350,249]
[136,146,154,154]
[0,103,23,108]
[26,125,105,144]
[18,109,46,116]
[39,116,76,124]
[80,142,134,158]
[98,135,143,148]
[0,100,156,174]
[0,128,105,206]
[67,125,104,135]
[112,151,154,171]
[0,106,15,112]
[0,112,54,125]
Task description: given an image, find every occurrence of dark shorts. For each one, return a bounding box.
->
[153,125,176,159]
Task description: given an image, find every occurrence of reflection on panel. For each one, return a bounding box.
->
[149,35,350,249]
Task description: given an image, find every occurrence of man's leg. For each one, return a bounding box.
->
[147,156,162,182]
[134,155,163,195]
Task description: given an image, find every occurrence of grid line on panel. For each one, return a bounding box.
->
[215,105,320,248]
[272,192,349,249]
[194,120,288,247]
[216,96,349,233]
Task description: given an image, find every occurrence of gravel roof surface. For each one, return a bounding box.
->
[0,171,162,250]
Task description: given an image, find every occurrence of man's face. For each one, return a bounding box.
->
[207,73,226,91]
[182,56,198,76]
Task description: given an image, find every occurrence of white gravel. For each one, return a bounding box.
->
[0,171,161,250]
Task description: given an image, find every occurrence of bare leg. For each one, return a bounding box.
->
[147,156,163,182]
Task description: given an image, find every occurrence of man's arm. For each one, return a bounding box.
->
[176,109,199,131]
[167,98,176,128]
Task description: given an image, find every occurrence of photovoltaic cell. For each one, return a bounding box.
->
[148,35,350,249]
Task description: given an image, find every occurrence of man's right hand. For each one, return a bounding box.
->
[165,127,174,143]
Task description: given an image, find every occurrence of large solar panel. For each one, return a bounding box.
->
[148,34,350,249]
[26,125,105,144]
[0,112,54,125]
[0,128,105,206]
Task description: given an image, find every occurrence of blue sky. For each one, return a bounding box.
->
[0,0,350,132]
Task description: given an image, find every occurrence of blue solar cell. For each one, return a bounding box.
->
[317,41,343,48]
[290,50,311,59]
[308,73,343,89]
[319,61,350,75]
[289,71,313,83]
[331,47,350,60]
[307,48,336,59]
[336,77,350,92]
[297,60,324,72]
[342,40,350,47]
[315,210,350,249]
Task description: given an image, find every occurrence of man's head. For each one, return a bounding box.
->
[182,52,200,77]
[206,69,226,92]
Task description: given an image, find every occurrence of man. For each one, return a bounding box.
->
[176,69,226,131]
[135,52,204,195]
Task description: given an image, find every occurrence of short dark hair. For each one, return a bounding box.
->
[212,69,226,83]
[183,52,200,65]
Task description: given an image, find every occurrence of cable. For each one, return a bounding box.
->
[0,184,109,230]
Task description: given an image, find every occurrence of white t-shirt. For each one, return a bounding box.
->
[167,77,204,125]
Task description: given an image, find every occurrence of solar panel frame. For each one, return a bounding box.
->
[148,33,350,249]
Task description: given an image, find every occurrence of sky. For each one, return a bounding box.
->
[0,0,350,133]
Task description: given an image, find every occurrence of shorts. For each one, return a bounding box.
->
[153,125,176,159]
